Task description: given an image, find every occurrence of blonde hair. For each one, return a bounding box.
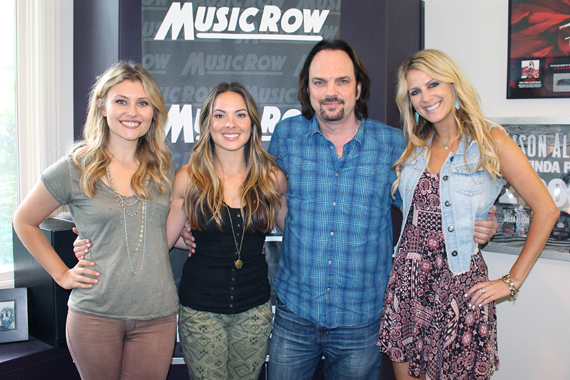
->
[392,49,504,197]
[185,83,280,233]
[71,61,171,198]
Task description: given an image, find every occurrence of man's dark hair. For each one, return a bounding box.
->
[298,39,370,120]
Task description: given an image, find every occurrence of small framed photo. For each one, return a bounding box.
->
[0,288,28,343]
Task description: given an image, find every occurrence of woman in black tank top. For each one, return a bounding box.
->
[166,83,288,380]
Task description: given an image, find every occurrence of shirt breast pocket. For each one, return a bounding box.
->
[354,166,389,204]
[287,157,319,200]
[452,164,485,197]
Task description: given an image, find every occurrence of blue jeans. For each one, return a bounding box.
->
[268,299,382,380]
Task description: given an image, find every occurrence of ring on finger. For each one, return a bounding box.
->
[479,288,486,295]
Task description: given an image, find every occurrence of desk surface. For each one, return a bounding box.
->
[0,337,73,373]
[0,337,52,363]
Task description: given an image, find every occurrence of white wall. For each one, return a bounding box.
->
[424,1,570,379]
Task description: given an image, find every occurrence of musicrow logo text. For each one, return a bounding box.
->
[154,2,331,41]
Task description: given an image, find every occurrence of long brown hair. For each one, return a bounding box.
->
[71,61,171,198]
[185,82,280,233]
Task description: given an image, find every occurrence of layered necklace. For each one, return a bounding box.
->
[106,166,147,275]
[226,205,244,269]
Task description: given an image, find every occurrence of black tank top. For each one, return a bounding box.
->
[177,206,270,314]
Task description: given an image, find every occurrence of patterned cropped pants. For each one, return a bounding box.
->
[178,300,273,380]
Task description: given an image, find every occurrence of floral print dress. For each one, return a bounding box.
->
[378,170,499,380]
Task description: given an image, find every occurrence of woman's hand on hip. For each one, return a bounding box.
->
[465,278,511,308]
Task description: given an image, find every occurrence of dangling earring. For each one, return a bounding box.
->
[414,112,419,123]
[455,100,460,110]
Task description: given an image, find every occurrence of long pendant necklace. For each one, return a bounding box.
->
[106,166,147,275]
[226,205,245,269]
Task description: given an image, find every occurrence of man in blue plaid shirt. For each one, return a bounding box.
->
[267,40,405,380]
[267,40,497,380]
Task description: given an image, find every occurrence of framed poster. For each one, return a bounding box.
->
[486,118,570,261]
[507,0,570,99]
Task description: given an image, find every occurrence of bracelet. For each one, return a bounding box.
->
[501,273,519,300]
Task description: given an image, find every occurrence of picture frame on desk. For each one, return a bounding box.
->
[0,287,28,344]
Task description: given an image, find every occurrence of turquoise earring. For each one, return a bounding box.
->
[455,100,460,110]
[414,112,419,123]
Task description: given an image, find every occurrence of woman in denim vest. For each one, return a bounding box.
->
[377,50,559,380]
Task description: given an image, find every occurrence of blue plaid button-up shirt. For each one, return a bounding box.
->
[269,115,406,328]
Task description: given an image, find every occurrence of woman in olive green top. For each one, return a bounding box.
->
[13,61,178,380]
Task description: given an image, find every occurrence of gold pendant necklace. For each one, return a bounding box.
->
[226,205,245,269]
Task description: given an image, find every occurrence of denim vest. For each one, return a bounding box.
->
[396,139,505,275]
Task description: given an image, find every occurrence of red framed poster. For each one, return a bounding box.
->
[507,0,570,98]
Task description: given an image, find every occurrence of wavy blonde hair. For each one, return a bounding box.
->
[391,49,504,197]
[185,83,280,233]
[71,61,171,198]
